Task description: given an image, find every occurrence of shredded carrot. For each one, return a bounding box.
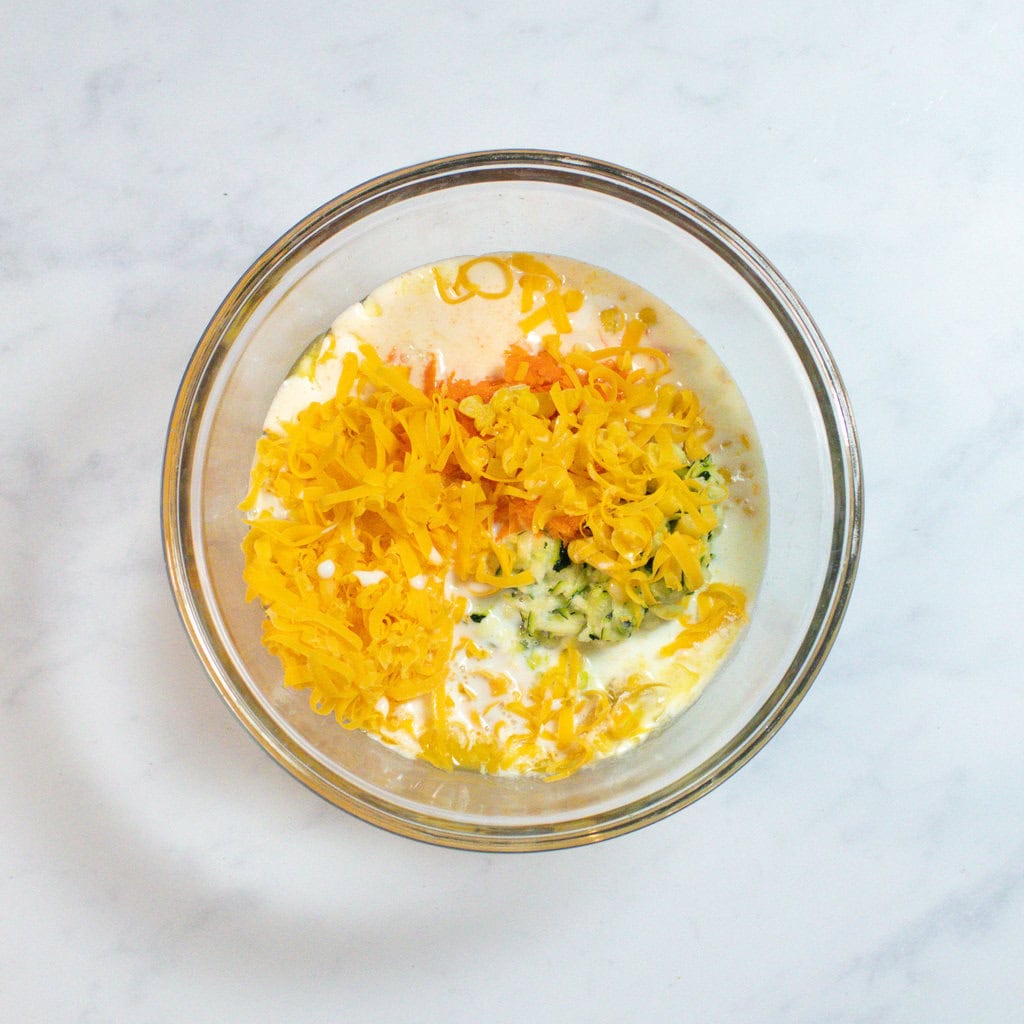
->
[545,513,587,541]
[422,353,438,395]
[499,496,538,537]
[438,341,580,401]
[502,344,576,389]
[440,375,507,403]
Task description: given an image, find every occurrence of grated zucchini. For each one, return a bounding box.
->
[492,452,726,646]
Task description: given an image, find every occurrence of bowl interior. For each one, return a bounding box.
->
[166,155,859,848]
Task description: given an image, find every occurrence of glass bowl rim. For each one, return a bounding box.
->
[162,149,864,852]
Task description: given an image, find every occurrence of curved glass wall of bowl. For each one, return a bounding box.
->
[163,151,862,850]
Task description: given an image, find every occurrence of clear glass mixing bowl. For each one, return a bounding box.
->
[162,151,862,850]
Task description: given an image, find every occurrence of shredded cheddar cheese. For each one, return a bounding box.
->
[241,253,755,779]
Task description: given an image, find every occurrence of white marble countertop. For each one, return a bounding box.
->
[4,3,1022,1021]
